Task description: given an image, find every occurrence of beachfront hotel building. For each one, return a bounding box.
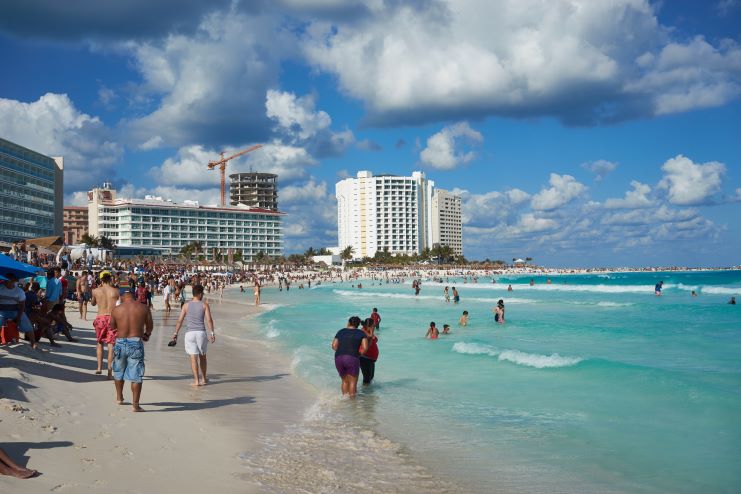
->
[229,172,278,210]
[0,137,64,242]
[431,189,463,256]
[87,183,284,260]
[336,171,437,259]
[63,206,88,245]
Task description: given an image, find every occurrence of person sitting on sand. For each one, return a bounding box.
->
[29,304,78,347]
[459,311,469,326]
[172,284,216,387]
[0,272,37,349]
[110,291,153,412]
[425,322,439,339]
[0,446,38,479]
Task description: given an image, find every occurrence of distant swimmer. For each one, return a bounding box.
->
[547,278,552,285]
[359,318,379,385]
[452,287,460,304]
[529,279,535,286]
[444,286,450,302]
[507,284,513,292]
[655,281,664,296]
[459,310,469,326]
[442,324,450,335]
[729,297,736,305]
[425,322,439,339]
[494,300,505,324]
[691,290,698,297]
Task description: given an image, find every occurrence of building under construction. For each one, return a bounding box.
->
[229,172,278,210]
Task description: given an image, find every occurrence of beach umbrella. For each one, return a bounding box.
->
[0,253,42,279]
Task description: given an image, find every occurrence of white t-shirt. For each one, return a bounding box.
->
[0,284,26,308]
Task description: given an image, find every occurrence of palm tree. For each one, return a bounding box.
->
[98,235,115,250]
[340,245,354,261]
[80,233,99,247]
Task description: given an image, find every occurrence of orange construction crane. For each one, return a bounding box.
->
[207,144,263,207]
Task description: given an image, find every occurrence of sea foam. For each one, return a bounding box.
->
[452,342,583,368]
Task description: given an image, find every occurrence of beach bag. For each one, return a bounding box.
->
[1,320,20,345]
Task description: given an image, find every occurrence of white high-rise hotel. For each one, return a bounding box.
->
[336,171,462,259]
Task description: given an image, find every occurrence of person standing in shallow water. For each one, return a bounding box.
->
[331,316,368,398]
[359,318,379,385]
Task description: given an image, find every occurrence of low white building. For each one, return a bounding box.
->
[87,184,284,260]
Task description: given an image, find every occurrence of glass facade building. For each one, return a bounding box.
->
[0,137,63,242]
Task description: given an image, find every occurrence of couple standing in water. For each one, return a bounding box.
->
[332,313,380,397]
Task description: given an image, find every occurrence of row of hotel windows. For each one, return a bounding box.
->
[0,220,53,239]
[0,197,54,217]
[1,179,55,206]
[99,215,279,228]
[0,153,56,181]
[117,239,281,249]
[104,207,279,221]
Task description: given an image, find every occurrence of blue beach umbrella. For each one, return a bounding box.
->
[0,253,43,279]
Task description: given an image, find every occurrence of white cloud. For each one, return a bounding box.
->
[531,174,587,211]
[279,178,337,251]
[657,154,726,205]
[582,159,618,181]
[0,93,123,191]
[302,0,741,125]
[149,142,316,190]
[139,135,163,150]
[419,121,483,169]
[626,36,741,115]
[266,90,331,140]
[125,9,291,148]
[604,180,653,209]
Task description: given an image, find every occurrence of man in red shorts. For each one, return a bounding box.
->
[91,272,120,378]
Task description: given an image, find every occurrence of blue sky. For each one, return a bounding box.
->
[0,0,739,266]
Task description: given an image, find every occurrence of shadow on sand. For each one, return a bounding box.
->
[2,441,74,469]
[146,395,256,412]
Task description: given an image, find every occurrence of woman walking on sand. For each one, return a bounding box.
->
[172,284,216,386]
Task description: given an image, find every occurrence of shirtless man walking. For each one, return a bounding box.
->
[110,291,153,412]
[76,270,92,321]
[91,272,120,378]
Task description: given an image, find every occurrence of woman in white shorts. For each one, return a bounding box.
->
[171,284,215,386]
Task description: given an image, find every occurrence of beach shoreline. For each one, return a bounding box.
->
[0,293,314,493]
[1,288,462,493]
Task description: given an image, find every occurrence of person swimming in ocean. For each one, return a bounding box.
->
[691,290,698,297]
[442,324,450,335]
[729,297,736,305]
[452,287,460,304]
[444,286,450,303]
[459,311,469,326]
[507,284,513,292]
[425,322,439,339]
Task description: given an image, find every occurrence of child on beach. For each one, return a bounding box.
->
[459,311,469,326]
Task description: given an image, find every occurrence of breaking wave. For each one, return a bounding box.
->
[452,342,583,369]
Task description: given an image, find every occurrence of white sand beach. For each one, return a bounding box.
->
[0,296,313,494]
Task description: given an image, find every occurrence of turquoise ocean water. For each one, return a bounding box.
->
[236,271,741,493]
